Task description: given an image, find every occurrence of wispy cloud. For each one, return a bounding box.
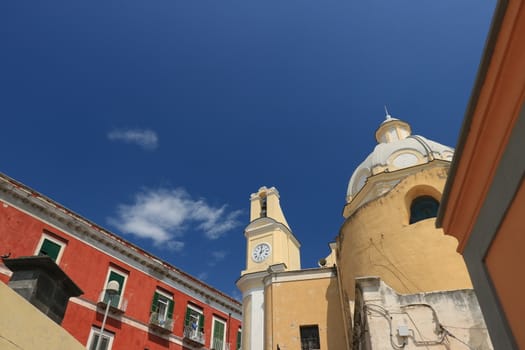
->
[197,272,209,281]
[107,128,158,150]
[212,251,227,260]
[208,250,228,266]
[108,188,242,251]
[231,289,242,301]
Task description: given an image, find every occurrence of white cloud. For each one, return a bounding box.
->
[107,129,158,150]
[108,188,242,250]
[197,272,209,281]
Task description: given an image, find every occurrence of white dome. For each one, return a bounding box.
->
[346,116,454,200]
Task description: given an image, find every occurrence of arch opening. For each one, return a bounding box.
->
[409,196,439,224]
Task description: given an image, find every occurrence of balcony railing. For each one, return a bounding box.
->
[183,325,205,346]
[96,290,127,314]
[149,312,174,333]
[211,338,231,350]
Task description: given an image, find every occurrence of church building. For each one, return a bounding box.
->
[237,115,493,350]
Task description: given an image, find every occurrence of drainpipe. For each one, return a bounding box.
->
[335,263,351,350]
[227,312,231,349]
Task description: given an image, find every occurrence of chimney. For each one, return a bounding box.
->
[4,256,83,324]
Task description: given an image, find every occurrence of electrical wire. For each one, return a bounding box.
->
[442,327,477,350]
[364,304,406,350]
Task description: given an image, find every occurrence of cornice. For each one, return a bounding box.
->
[236,270,268,293]
[344,160,450,218]
[244,217,301,248]
[263,267,336,286]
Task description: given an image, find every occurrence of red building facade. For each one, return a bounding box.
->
[0,172,242,350]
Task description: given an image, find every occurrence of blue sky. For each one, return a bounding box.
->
[1,1,495,298]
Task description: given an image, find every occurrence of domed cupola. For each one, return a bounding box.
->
[343,110,454,218]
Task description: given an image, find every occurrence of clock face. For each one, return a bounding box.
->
[252,243,271,263]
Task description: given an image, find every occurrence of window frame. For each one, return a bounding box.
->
[86,326,114,350]
[210,316,227,350]
[151,289,174,323]
[102,266,128,309]
[184,303,204,331]
[34,233,67,263]
[299,324,320,350]
[236,328,242,350]
[409,195,440,224]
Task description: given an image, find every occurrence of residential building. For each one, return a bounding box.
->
[0,172,242,350]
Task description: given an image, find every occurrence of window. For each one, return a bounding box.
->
[87,327,114,350]
[35,233,66,263]
[102,268,127,309]
[185,304,204,330]
[300,325,320,350]
[211,317,227,350]
[236,328,242,350]
[409,196,439,224]
[151,289,174,326]
[184,304,205,343]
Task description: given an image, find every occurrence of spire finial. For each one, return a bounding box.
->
[384,105,392,120]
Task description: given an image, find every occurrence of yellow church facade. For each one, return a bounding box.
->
[237,116,493,350]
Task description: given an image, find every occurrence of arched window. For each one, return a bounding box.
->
[409,196,439,224]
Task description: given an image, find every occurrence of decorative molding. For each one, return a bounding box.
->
[263,267,336,286]
[244,217,300,248]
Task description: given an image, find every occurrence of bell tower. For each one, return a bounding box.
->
[242,186,300,275]
[237,186,301,350]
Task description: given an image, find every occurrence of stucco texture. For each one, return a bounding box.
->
[264,274,346,350]
[338,166,473,301]
[0,282,85,350]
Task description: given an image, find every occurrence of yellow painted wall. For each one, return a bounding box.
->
[338,165,473,300]
[243,226,301,275]
[264,273,346,350]
[0,282,85,350]
[243,186,300,276]
[250,187,290,228]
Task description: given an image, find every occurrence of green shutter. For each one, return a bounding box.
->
[89,334,98,350]
[151,292,159,313]
[199,313,205,331]
[184,307,192,326]
[213,319,225,341]
[237,330,242,350]
[104,271,125,307]
[185,306,204,330]
[167,299,174,319]
[108,271,125,294]
[90,334,109,350]
[39,239,61,261]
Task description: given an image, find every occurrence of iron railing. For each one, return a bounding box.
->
[96,291,127,313]
[149,312,174,333]
[183,325,205,345]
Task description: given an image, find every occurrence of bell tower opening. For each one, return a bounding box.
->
[259,192,267,218]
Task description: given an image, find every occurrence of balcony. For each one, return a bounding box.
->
[96,290,127,314]
[149,312,174,334]
[183,325,205,346]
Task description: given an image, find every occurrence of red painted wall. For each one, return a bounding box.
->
[0,201,241,350]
